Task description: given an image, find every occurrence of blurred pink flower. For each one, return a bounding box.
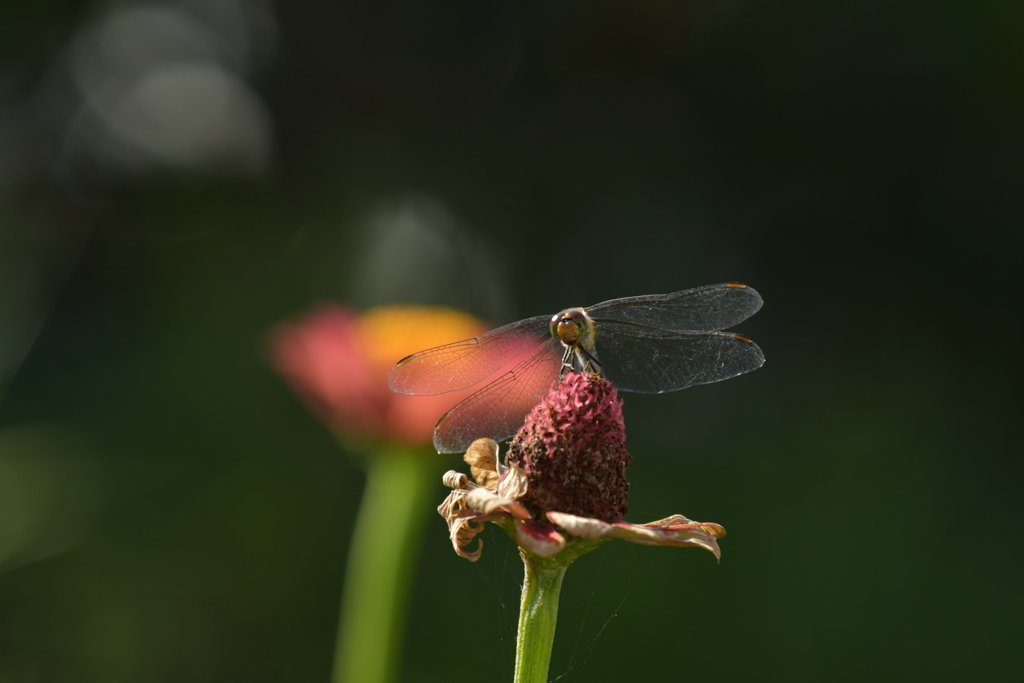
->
[270,304,487,446]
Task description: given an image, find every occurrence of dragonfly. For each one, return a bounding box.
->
[388,283,765,453]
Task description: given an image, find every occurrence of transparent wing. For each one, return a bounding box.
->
[433,337,563,453]
[587,283,762,332]
[595,323,765,394]
[388,315,551,395]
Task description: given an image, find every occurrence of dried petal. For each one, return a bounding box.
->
[496,462,528,501]
[441,470,470,490]
[606,520,724,560]
[464,438,500,488]
[437,488,487,561]
[545,511,612,539]
[451,516,487,561]
[514,521,566,557]
[637,514,726,539]
[465,487,531,520]
[547,511,726,560]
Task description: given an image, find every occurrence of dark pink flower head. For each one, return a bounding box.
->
[506,372,631,524]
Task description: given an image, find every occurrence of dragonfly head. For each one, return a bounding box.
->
[550,308,590,346]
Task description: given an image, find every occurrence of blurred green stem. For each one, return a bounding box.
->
[513,552,568,683]
[332,446,436,683]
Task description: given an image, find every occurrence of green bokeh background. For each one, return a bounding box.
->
[1,1,1021,681]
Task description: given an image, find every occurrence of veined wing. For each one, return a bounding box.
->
[595,323,764,394]
[388,315,550,395]
[433,337,563,453]
[587,283,762,332]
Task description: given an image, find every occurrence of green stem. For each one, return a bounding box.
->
[514,552,569,683]
[332,446,436,683]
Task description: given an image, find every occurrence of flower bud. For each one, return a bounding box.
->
[506,372,630,524]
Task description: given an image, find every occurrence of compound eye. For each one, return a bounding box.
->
[552,309,586,344]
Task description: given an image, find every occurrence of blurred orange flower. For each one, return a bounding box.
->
[270,304,487,446]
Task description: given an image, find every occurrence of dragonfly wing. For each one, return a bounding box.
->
[587,283,762,332]
[595,323,764,394]
[433,337,563,453]
[388,315,551,395]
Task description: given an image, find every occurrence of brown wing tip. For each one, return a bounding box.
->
[395,353,416,367]
[725,282,748,289]
[434,411,453,430]
[733,333,754,343]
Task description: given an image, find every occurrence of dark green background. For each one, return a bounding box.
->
[1,1,1021,681]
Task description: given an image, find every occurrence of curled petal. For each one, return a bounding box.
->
[514,521,566,557]
[438,486,466,522]
[438,489,486,561]
[442,470,470,490]
[465,487,531,520]
[451,516,487,561]
[439,458,534,561]
[451,516,487,562]
[464,439,500,488]
[496,463,528,501]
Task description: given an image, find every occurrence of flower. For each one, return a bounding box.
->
[506,371,630,523]
[270,304,487,445]
[438,373,726,561]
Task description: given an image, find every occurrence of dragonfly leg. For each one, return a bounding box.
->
[558,345,574,378]
[560,344,603,376]
[577,345,602,374]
